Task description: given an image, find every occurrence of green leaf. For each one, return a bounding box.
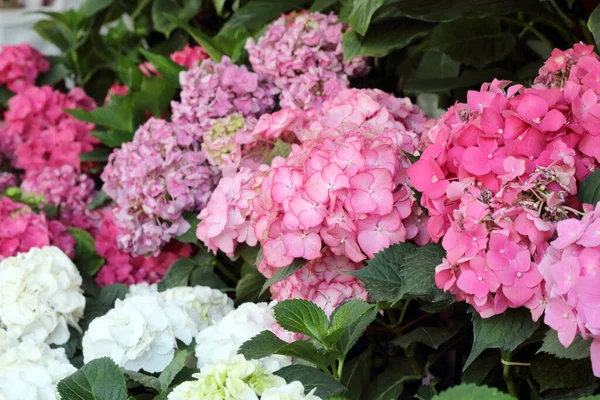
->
[79,148,113,162]
[260,258,307,295]
[79,0,116,17]
[58,357,128,400]
[134,78,177,119]
[239,330,288,360]
[341,347,373,400]
[158,258,196,290]
[274,299,329,342]
[464,308,540,370]
[309,0,339,12]
[433,383,515,400]
[189,266,228,289]
[152,0,203,35]
[90,131,134,148]
[164,15,224,61]
[33,20,75,52]
[266,139,292,164]
[124,370,161,392]
[393,326,459,350]
[176,211,200,244]
[367,354,422,400]
[116,57,144,91]
[213,0,226,15]
[414,51,461,80]
[588,4,600,49]
[67,95,134,132]
[335,306,378,358]
[427,18,516,69]
[236,270,269,305]
[159,350,189,391]
[531,354,597,392]
[538,330,591,360]
[38,62,70,86]
[80,284,127,331]
[0,87,12,108]
[404,68,508,94]
[68,227,105,276]
[326,300,375,346]
[578,169,600,206]
[274,365,346,398]
[386,0,536,22]
[349,242,417,302]
[213,27,251,63]
[461,354,498,385]
[222,0,308,32]
[347,0,385,35]
[140,49,185,88]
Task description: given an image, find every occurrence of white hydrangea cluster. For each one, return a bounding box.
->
[168,354,320,400]
[0,329,76,400]
[195,302,291,373]
[0,246,85,345]
[82,285,233,373]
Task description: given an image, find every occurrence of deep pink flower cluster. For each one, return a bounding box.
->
[94,211,192,286]
[0,85,97,172]
[0,197,74,259]
[101,118,218,256]
[171,56,276,130]
[246,11,369,110]
[0,44,49,93]
[104,83,129,105]
[409,77,598,318]
[170,44,209,69]
[0,173,17,193]
[537,203,600,376]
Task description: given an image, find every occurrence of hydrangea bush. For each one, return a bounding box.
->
[3,1,600,399]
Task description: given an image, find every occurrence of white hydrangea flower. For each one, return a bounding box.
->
[82,295,177,373]
[0,246,85,345]
[195,303,291,373]
[0,329,76,400]
[127,282,159,297]
[261,382,322,400]
[162,286,234,331]
[167,354,286,400]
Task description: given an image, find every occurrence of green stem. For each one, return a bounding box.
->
[131,0,152,20]
[498,16,554,47]
[336,358,345,381]
[501,350,518,398]
[70,51,83,86]
[546,0,576,28]
[397,300,411,327]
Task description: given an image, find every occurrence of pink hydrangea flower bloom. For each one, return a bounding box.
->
[0,44,49,93]
[170,44,209,69]
[101,118,218,256]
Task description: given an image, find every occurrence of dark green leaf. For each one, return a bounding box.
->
[349,242,417,302]
[158,258,196,290]
[427,18,516,68]
[589,4,600,49]
[79,0,116,17]
[341,347,373,400]
[79,148,112,162]
[368,354,422,400]
[189,266,228,289]
[67,95,134,132]
[326,300,375,345]
[404,68,508,94]
[275,340,337,370]
[222,0,308,32]
[176,211,200,244]
[464,308,540,370]
[134,78,176,119]
[236,270,269,305]
[140,49,186,88]
[538,330,591,360]
[152,0,203,35]
[213,0,226,15]
[433,383,515,399]
[0,87,12,107]
[58,357,128,400]
[579,169,600,206]
[237,245,261,266]
[274,365,346,398]
[309,0,339,12]
[164,15,223,61]
[414,51,461,80]
[335,306,377,358]
[261,258,307,295]
[274,299,329,342]
[461,354,498,385]
[116,57,144,91]
[213,27,251,63]
[90,131,134,148]
[531,354,597,392]
[80,284,127,331]
[38,62,70,86]
[386,0,536,22]
[68,227,105,276]
[347,0,385,35]
[33,20,75,52]
[124,370,161,392]
[342,19,431,59]
[158,350,189,391]
[239,330,288,360]
[393,326,459,350]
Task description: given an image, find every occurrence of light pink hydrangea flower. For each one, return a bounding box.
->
[0,44,49,93]
[101,118,218,256]
[246,11,369,110]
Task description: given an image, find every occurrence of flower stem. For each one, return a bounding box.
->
[501,350,518,398]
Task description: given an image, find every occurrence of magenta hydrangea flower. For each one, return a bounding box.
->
[104,83,129,105]
[170,44,209,69]
[94,211,192,286]
[0,173,17,194]
[246,11,369,110]
[408,76,599,318]
[0,197,74,259]
[0,86,97,172]
[0,44,49,93]
[101,118,218,256]
[536,203,600,377]
[171,56,276,130]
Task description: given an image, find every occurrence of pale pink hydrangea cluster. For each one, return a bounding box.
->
[101,118,218,256]
[171,56,276,130]
[0,197,74,259]
[409,77,598,318]
[0,85,97,172]
[94,211,192,286]
[0,44,49,93]
[246,11,369,110]
[170,44,209,69]
[536,203,600,376]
